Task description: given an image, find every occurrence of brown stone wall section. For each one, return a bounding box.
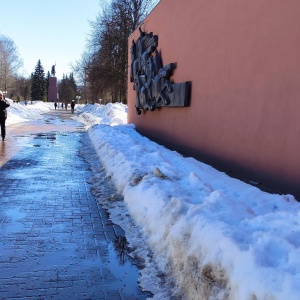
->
[128,0,300,198]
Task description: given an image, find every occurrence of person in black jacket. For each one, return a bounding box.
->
[0,91,10,141]
[71,100,75,113]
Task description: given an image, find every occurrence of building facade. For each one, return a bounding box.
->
[127,0,300,199]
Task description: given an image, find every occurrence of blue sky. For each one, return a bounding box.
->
[1,0,101,80]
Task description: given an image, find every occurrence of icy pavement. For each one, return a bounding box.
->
[0,110,152,299]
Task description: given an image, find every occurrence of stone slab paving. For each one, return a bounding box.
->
[0,110,152,300]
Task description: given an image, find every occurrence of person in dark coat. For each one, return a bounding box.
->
[0,91,10,141]
[71,100,75,113]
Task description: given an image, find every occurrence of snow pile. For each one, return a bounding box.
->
[86,118,300,300]
[76,103,127,127]
[6,100,52,125]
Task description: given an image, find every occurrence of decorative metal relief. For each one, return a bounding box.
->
[130,28,191,115]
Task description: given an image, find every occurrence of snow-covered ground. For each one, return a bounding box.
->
[5,100,52,125]
[5,100,300,300]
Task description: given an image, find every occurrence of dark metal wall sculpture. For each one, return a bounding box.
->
[130,28,191,115]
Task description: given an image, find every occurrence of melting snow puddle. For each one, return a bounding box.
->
[5,208,26,220]
[3,208,27,233]
[105,241,146,294]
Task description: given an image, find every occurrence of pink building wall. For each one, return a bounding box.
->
[127,0,300,199]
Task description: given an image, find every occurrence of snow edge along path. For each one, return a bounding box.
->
[87,123,300,300]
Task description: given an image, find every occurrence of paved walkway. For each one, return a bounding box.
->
[0,109,152,300]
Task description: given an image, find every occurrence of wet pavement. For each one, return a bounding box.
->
[0,109,152,300]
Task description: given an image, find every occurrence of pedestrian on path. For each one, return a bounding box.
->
[71,100,75,113]
[54,102,57,110]
[0,91,10,141]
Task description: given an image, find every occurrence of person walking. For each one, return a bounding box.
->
[0,91,10,141]
[54,102,57,110]
[71,100,75,114]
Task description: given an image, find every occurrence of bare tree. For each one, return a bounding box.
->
[58,73,77,103]
[0,35,23,94]
[72,51,92,103]
[73,0,157,104]
[9,75,31,100]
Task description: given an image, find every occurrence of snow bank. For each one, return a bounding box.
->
[87,122,300,300]
[76,103,127,127]
[6,100,52,125]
